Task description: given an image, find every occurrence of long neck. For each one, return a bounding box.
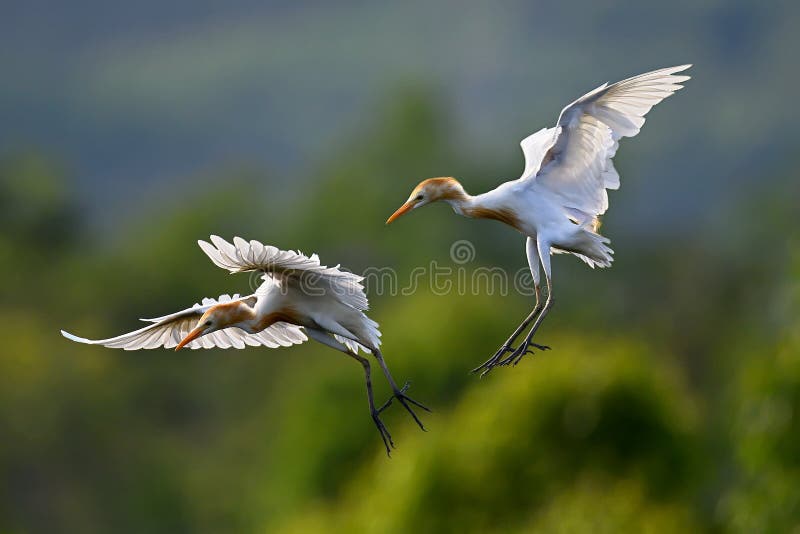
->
[247,291,306,333]
[212,300,257,332]
[440,181,473,216]
[443,183,522,229]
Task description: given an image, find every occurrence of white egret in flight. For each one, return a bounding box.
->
[62,236,429,454]
[387,65,691,375]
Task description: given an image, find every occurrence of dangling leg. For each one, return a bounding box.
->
[472,237,550,376]
[346,350,395,455]
[471,285,550,376]
[305,328,394,455]
[372,349,430,431]
[500,238,554,366]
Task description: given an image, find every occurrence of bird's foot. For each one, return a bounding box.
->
[498,340,550,367]
[378,381,431,431]
[472,343,516,377]
[371,409,395,456]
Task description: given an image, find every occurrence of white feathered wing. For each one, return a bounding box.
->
[61,294,307,350]
[518,64,692,222]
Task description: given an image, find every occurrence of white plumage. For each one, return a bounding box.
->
[197,236,379,350]
[387,65,691,375]
[199,235,370,312]
[62,293,306,350]
[62,236,427,455]
[524,65,691,220]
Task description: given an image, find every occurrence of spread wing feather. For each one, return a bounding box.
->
[61,294,307,350]
[198,236,370,312]
[518,65,691,218]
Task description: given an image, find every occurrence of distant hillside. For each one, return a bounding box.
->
[1,0,797,234]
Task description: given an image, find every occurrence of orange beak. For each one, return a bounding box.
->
[386,201,416,225]
[175,325,206,351]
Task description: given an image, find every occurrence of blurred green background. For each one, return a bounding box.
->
[2,1,799,532]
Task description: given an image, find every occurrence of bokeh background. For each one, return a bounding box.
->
[2,1,799,532]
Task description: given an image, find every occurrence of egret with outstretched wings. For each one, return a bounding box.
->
[386,65,691,375]
[62,236,429,454]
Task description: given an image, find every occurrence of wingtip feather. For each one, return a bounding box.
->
[61,330,90,344]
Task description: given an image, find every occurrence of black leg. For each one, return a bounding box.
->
[471,304,543,376]
[372,349,430,432]
[345,350,394,456]
[472,285,549,377]
[498,239,555,368]
[499,292,554,367]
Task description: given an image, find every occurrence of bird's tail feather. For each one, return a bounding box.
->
[552,227,614,269]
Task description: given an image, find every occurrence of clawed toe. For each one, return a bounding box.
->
[396,381,431,412]
[371,410,394,456]
[497,339,549,366]
[471,344,515,376]
[378,381,430,432]
[483,339,552,368]
[473,340,548,376]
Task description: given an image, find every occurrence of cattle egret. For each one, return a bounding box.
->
[387,65,691,375]
[62,236,429,454]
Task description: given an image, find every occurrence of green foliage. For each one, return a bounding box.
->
[277,338,700,533]
[0,154,79,250]
[721,247,800,532]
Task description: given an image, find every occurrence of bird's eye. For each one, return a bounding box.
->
[416,194,424,201]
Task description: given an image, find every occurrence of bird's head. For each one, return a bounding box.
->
[175,301,253,351]
[175,309,224,351]
[386,177,466,224]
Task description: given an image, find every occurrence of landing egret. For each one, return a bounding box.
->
[62,236,429,454]
[387,65,691,375]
